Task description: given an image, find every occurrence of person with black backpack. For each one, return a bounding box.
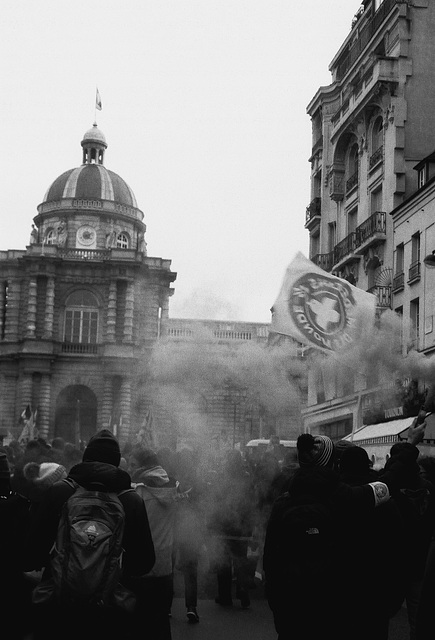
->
[263,422,427,640]
[25,429,155,640]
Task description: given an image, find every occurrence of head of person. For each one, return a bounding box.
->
[297,433,335,469]
[23,461,68,495]
[339,445,372,480]
[82,429,121,467]
[128,446,159,476]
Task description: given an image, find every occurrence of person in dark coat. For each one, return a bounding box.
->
[338,445,407,640]
[384,442,435,640]
[0,450,32,640]
[263,422,427,640]
[25,429,155,640]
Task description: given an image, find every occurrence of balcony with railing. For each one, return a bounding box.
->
[367,285,392,309]
[346,171,359,194]
[61,342,99,355]
[369,145,383,170]
[354,211,386,253]
[335,0,399,81]
[311,252,334,272]
[334,232,357,266]
[305,197,322,229]
[59,249,110,261]
[408,260,421,283]
[392,271,405,292]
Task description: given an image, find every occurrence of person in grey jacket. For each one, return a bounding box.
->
[128,446,178,640]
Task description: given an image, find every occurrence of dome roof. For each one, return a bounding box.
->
[42,164,138,208]
[41,124,138,210]
[82,124,107,146]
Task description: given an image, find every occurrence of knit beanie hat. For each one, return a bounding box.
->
[0,452,10,479]
[23,461,67,488]
[339,446,371,476]
[297,433,335,468]
[83,429,121,467]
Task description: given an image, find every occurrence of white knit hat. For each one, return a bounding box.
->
[23,461,67,488]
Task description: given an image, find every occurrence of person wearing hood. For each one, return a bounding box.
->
[25,429,155,640]
[128,446,178,640]
[263,421,427,640]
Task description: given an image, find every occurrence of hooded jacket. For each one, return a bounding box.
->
[25,461,155,581]
[132,465,178,577]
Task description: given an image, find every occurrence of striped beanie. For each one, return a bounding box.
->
[297,433,335,468]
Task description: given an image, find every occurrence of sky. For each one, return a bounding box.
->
[0,0,357,323]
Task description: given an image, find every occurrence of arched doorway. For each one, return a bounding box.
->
[55,385,97,446]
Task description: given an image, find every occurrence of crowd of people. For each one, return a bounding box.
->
[1,419,435,639]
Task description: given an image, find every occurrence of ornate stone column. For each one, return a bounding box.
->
[119,378,131,442]
[0,281,5,339]
[38,374,51,440]
[106,281,117,342]
[101,377,113,428]
[25,278,37,338]
[43,277,55,339]
[4,278,20,342]
[123,281,134,343]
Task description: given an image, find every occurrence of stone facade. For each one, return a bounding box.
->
[0,124,176,446]
[304,0,435,439]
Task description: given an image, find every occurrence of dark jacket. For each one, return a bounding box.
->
[25,461,155,581]
[263,445,422,640]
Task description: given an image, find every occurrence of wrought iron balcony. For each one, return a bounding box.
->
[346,171,359,193]
[355,211,386,250]
[305,197,322,227]
[61,342,99,355]
[367,285,392,309]
[392,271,405,292]
[334,232,357,264]
[335,0,398,80]
[311,252,334,272]
[369,145,383,169]
[408,261,421,282]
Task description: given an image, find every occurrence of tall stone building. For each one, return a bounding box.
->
[0,123,176,445]
[303,0,435,441]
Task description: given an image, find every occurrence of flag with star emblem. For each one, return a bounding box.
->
[271,252,376,352]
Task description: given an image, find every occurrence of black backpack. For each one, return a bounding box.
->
[50,479,132,608]
[267,495,337,595]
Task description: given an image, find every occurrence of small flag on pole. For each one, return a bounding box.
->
[96,88,102,111]
[271,252,376,353]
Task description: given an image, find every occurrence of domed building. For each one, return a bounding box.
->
[0,123,176,446]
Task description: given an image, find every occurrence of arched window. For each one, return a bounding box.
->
[116,233,129,249]
[64,290,99,344]
[45,229,56,245]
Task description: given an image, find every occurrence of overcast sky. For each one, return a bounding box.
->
[0,0,357,322]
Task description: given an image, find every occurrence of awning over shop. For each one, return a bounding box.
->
[342,416,416,445]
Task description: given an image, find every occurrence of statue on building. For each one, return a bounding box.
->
[138,231,147,255]
[57,221,68,247]
[29,224,38,245]
[106,230,117,248]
